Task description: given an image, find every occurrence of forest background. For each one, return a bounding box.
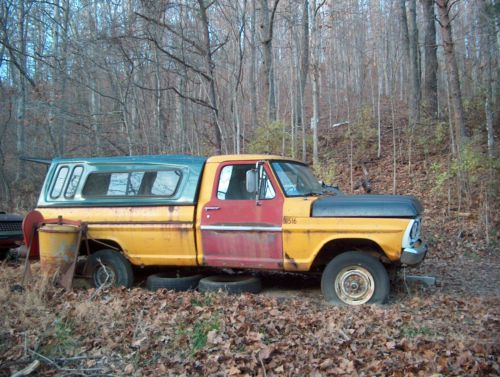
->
[0,1,499,375]
[0,0,498,231]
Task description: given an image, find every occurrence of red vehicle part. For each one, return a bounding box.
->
[22,210,44,258]
[200,161,284,270]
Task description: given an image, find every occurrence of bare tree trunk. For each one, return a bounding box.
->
[232,0,246,154]
[260,0,279,122]
[90,81,101,155]
[154,47,164,153]
[420,0,438,119]
[377,76,381,158]
[48,0,60,155]
[296,0,309,154]
[250,0,258,130]
[407,0,420,174]
[310,0,323,166]
[407,0,420,120]
[58,0,70,155]
[0,104,12,206]
[399,0,417,172]
[391,94,397,194]
[178,75,187,153]
[198,0,222,154]
[436,0,468,153]
[398,1,410,101]
[478,0,496,158]
[289,19,297,158]
[15,1,27,179]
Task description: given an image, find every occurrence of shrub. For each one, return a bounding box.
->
[248,121,290,156]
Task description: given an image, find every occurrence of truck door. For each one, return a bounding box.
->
[200,161,283,270]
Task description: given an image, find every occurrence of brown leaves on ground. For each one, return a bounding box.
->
[0,262,498,376]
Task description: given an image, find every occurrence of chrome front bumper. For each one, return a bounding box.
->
[401,240,428,266]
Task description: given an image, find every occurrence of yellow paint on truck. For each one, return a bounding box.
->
[38,206,198,266]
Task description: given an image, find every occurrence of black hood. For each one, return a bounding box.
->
[0,212,23,222]
[312,195,423,218]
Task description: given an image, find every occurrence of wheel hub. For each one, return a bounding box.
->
[335,266,375,305]
[94,265,116,288]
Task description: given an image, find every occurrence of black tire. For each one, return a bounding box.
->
[0,249,8,261]
[321,251,389,306]
[146,272,203,292]
[87,249,134,288]
[198,275,262,294]
[74,258,88,276]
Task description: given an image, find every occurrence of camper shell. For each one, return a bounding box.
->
[37,155,207,207]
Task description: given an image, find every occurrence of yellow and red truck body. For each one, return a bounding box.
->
[35,154,428,304]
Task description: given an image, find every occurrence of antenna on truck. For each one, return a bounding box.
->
[19,157,52,165]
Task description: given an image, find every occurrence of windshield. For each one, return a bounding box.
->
[271,161,323,197]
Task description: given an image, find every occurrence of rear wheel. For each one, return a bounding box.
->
[87,249,134,288]
[321,251,389,306]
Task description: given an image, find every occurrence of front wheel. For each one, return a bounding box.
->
[321,251,389,306]
[87,249,134,289]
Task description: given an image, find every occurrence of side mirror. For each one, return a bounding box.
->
[246,169,257,193]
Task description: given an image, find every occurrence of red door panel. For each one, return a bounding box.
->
[200,162,283,270]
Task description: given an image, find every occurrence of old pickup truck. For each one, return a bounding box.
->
[35,154,427,305]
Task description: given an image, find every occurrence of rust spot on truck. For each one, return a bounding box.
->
[285,252,298,269]
[201,229,282,269]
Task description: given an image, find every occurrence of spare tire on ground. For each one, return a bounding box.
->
[198,275,262,294]
[146,272,203,292]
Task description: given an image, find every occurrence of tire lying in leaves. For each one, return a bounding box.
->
[87,249,134,289]
[146,272,203,292]
[321,251,389,306]
[198,275,262,294]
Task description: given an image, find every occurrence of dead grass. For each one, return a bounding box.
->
[0,259,498,376]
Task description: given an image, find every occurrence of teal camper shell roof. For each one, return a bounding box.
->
[37,155,208,207]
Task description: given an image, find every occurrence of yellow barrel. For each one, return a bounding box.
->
[39,224,80,276]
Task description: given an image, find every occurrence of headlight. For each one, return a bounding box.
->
[402,218,421,248]
[410,218,421,240]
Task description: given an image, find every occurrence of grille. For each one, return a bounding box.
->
[0,222,22,232]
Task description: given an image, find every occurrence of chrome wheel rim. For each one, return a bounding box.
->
[335,266,375,305]
[94,265,116,288]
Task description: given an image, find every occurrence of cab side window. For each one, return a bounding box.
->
[258,168,276,199]
[217,164,275,200]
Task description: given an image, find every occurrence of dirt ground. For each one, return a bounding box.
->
[0,230,498,377]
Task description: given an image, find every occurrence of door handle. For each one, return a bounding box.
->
[204,206,221,211]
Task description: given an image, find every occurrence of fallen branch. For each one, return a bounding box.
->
[89,258,111,301]
[27,348,111,375]
[10,360,40,377]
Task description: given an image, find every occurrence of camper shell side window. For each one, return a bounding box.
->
[81,169,182,198]
[64,166,84,198]
[50,166,70,199]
